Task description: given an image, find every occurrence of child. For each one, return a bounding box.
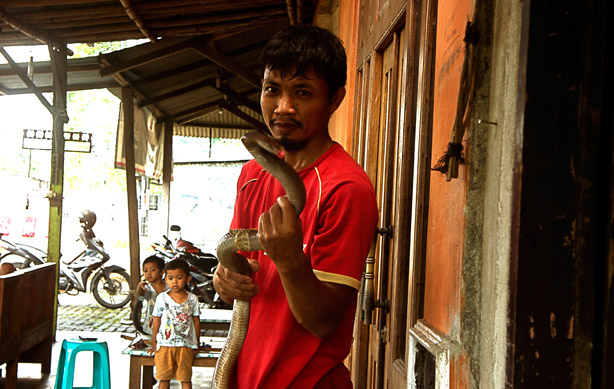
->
[149,259,201,389]
[136,255,168,334]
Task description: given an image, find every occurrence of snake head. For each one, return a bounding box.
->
[241,130,281,157]
[230,252,253,276]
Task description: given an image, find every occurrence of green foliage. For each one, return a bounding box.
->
[69,42,125,58]
[63,88,124,193]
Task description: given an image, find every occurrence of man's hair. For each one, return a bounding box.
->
[142,255,165,271]
[259,25,347,98]
[165,258,190,276]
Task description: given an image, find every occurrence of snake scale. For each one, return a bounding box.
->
[212,130,306,389]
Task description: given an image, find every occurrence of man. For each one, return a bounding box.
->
[213,25,378,388]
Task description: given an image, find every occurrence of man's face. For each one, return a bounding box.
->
[260,67,342,151]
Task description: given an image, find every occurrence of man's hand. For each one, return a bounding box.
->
[258,196,307,273]
[213,259,260,304]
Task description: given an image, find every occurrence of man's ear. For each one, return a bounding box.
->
[329,87,346,115]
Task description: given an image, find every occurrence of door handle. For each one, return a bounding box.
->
[360,228,392,325]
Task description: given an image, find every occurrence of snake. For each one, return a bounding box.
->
[212,130,306,389]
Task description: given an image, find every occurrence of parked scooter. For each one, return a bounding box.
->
[57,210,132,309]
[132,225,229,334]
[1,210,131,309]
[0,233,47,269]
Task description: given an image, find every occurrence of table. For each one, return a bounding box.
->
[123,348,221,389]
[200,309,232,336]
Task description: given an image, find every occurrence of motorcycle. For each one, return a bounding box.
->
[0,233,47,269]
[57,210,132,309]
[1,210,132,309]
[131,225,229,334]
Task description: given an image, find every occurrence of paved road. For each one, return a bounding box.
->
[57,292,135,333]
[56,293,232,337]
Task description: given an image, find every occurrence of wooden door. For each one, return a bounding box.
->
[354,23,408,389]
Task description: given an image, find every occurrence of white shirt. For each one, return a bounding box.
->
[152,291,200,349]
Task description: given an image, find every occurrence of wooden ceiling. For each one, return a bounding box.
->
[0,0,320,135]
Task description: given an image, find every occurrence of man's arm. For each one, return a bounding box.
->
[259,196,354,338]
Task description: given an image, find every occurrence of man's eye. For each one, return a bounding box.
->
[264,86,278,94]
[297,90,311,97]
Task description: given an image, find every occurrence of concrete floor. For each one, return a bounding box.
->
[0,293,231,388]
[1,330,221,388]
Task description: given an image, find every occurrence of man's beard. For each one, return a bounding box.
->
[270,119,305,151]
[278,136,305,152]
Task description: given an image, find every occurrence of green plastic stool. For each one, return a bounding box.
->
[55,338,111,389]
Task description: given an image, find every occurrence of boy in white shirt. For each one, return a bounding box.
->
[149,259,200,389]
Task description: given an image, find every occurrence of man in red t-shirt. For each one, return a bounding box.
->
[213,25,378,388]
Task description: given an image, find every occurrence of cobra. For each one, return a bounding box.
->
[212,130,306,388]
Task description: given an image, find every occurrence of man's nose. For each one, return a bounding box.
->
[275,94,296,114]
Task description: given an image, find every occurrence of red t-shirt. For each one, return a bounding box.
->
[230,142,378,388]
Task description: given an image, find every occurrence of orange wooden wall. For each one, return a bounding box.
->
[328,0,359,151]
[424,0,473,335]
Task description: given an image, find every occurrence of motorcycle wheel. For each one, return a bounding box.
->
[0,252,44,269]
[131,299,152,335]
[91,269,131,309]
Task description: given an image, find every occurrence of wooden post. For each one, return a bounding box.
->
[162,117,173,234]
[122,87,141,290]
[47,43,68,336]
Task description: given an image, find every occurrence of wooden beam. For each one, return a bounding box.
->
[162,117,173,235]
[3,81,119,95]
[130,60,209,87]
[17,5,125,22]
[136,0,284,14]
[52,23,138,38]
[0,61,99,76]
[122,86,141,292]
[46,43,68,335]
[212,84,261,114]
[119,0,157,43]
[172,99,223,122]
[146,7,286,28]
[155,14,285,38]
[99,39,194,77]
[1,0,99,6]
[36,16,128,30]
[0,46,53,114]
[137,78,214,108]
[297,0,304,24]
[219,100,268,134]
[286,0,297,25]
[190,41,261,88]
[0,6,73,56]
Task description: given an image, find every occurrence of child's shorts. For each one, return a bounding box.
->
[154,346,195,382]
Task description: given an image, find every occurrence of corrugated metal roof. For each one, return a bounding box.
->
[0,0,319,138]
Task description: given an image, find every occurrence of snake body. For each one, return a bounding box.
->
[212,130,306,388]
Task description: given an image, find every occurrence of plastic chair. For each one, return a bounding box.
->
[54,337,111,389]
